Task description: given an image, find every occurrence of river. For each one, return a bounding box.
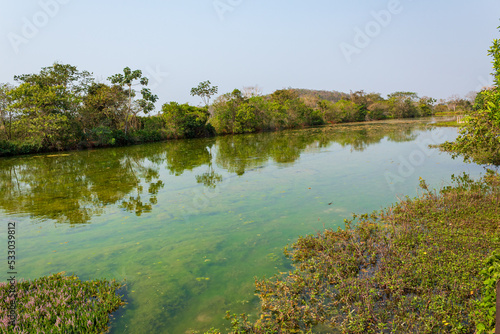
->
[0,119,486,333]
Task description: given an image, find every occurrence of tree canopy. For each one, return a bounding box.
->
[190,80,218,106]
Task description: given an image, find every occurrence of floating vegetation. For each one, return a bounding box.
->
[0,272,125,333]
[196,277,211,282]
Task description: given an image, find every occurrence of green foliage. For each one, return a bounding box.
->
[162,102,214,138]
[191,80,219,106]
[210,88,319,134]
[80,82,128,132]
[210,89,248,134]
[418,97,437,116]
[0,83,15,140]
[320,99,363,123]
[474,247,500,333]
[5,63,92,151]
[0,272,124,333]
[441,88,500,165]
[0,63,468,158]
[234,104,258,133]
[210,173,500,333]
[14,113,77,151]
[474,89,491,110]
[88,125,116,146]
[0,140,36,156]
[108,67,158,134]
[387,92,420,118]
[366,101,390,120]
[490,25,500,88]
[9,62,92,117]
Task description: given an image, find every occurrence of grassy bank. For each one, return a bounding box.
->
[205,172,500,334]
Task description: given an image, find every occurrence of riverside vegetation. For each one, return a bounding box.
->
[0,65,473,157]
[0,273,123,333]
[1,24,498,334]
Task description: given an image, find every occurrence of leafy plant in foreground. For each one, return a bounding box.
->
[0,272,125,333]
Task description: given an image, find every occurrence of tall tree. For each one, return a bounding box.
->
[7,63,93,149]
[9,63,93,117]
[190,80,218,106]
[108,67,158,134]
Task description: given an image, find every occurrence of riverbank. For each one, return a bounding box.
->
[207,171,500,333]
[0,116,449,159]
[0,63,444,158]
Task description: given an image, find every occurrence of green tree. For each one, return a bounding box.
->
[417,96,437,116]
[0,83,15,140]
[366,101,390,120]
[108,67,158,134]
[10,63,92,117]
[267,89,316,128]
[7,63,93,150]
[321,99,362,123]
[162,102,213,138]
[80,83,128,133]
[387,91,419,118]
[440,25,500,165]
[190,80,218,106]
[210,89,258,134]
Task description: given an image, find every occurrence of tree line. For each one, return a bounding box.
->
[0,63,476,156]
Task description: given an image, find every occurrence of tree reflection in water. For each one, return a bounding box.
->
[0,121,430,225]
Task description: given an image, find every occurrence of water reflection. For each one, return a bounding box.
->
[0,121,430,225]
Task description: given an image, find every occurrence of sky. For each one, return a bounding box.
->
[1,0,499,108]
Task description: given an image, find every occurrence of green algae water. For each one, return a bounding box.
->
[0,120,486,333]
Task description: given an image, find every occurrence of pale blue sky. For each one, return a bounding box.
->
[1,0,499,108]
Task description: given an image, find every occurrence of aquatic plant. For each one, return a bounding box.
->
[0,272,124,333]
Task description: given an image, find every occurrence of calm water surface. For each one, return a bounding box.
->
[0,120,486,333]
